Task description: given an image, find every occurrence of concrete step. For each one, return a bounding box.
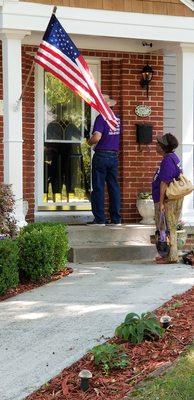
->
[67,224,155,246]
[67,224,156,262]
[68,243,156,263]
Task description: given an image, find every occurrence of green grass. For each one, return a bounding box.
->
[129,344,194,400]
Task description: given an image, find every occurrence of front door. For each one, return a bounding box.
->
[35,59,100,211]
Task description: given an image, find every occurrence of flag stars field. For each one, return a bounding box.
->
[34,13,118,130]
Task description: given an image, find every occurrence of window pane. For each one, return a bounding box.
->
[43,73,91,204]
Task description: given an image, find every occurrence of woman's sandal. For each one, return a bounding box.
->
[156,259,178,264]
[155,256,166,262]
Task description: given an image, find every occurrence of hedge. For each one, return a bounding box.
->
[18,228,55,282]
[18,222,69,282]
[0,239,19,295]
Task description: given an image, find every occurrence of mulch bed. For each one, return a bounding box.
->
[26,286,194,400]
[0,267,73,302]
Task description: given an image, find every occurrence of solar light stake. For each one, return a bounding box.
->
[160,315,172,329]
[78,369,92,391]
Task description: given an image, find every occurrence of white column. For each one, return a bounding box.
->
[176,44,194,222]
[1,30,30,227]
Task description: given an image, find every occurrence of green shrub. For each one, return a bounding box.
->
[0,239,19,295]
[20,222,69,272]
[115,312,164,344]
[91,343,129,374]
[18,228,55,282]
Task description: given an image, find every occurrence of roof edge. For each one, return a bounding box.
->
[180,0,194,11]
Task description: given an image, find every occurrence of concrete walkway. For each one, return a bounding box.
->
[0,262,194,400]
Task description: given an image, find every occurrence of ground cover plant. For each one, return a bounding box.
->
[129,344,194,400]
[91,343,129,374]
[115,312,164,343]
[26,286,194,400]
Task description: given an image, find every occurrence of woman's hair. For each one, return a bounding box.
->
[158,133,179,153]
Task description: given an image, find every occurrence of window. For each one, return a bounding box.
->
[43,73,91,205]
[35,59,100,211]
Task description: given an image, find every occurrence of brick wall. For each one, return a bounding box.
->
[83,50,163,222]
[0,46,163,223]
[22,46,36,221]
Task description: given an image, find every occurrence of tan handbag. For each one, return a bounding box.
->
[166,173,193,200]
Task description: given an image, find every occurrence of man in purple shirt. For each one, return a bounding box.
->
[87,96,121,226]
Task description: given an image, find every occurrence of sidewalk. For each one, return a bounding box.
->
[0,262,194,400]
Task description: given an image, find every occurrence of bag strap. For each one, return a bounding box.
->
[168,154,181,175]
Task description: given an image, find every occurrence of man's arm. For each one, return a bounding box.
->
[87,131,102,146]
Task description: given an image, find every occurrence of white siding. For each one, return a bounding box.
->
[163,54,177,134]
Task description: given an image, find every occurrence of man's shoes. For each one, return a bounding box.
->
[88,219,106,226]
[109,222,122,226]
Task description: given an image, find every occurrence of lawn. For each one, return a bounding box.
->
[129,344,194,400]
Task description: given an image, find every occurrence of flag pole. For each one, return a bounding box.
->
[17,61,35,103]
[15,5,57,108]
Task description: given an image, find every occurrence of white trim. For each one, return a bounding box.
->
[175,44,194,219]
[1,2,194,43]
[2,31,27,226]
[35,63,44,209]
[180,0,194,11]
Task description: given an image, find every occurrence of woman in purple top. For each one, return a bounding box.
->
[152,133,183,264]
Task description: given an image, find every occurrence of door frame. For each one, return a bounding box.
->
[35,58,100,212]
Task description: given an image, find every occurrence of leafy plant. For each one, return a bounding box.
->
[137,192,152,200]
[0,184,17,238]
[115,312,164,344]
[91,343,129,374]
[0,239,19,295]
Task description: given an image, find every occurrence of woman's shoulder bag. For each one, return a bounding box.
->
[166,156,193,200]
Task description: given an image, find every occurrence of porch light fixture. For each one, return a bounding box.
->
[140,64,153,98]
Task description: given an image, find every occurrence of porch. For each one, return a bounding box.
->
[1,1,194,225]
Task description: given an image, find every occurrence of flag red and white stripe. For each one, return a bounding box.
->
[35,15,118,131]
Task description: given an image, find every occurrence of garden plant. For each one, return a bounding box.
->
[115,312,164,343]
[91,343,129,374]
[0,183,17,238]
[0,238,19,295]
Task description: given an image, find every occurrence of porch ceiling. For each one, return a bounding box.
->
[23,32,179,54]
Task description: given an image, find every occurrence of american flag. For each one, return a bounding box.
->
[35,14,118,131]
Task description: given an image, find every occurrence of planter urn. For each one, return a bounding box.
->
[136,198,155,225]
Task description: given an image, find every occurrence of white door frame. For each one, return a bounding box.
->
[34,58,100,212]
